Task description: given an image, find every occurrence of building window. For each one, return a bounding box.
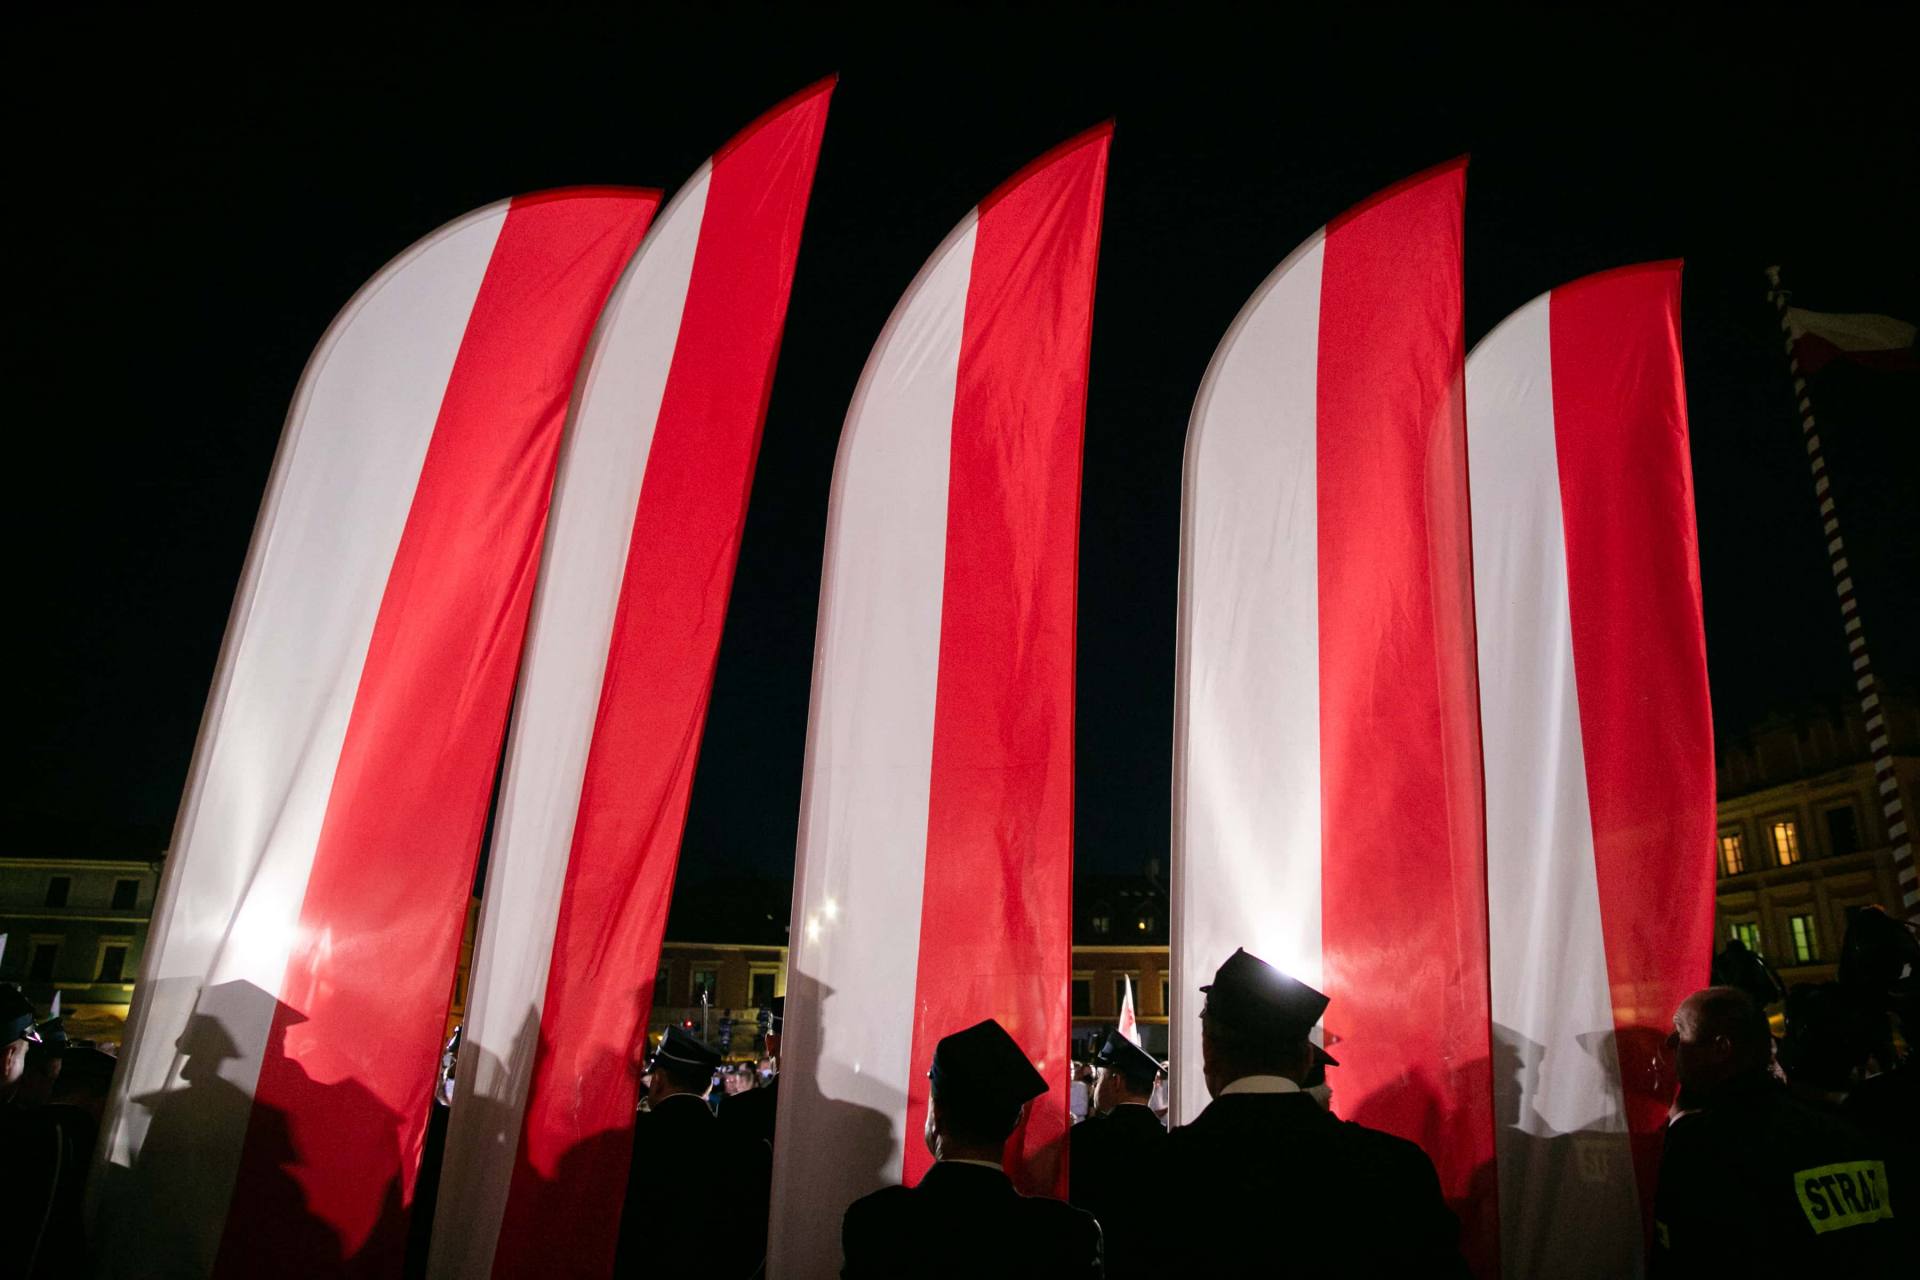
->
[691,968,718,1005]
[1730,921,1762,954]
[98,944,129,983]
[29,942,60,982]
[1770,820,1801,867]
[1090,915,1110,936]
[1160,977,1171,1015]
[1823,807,1860,857]
[45,877,71,908]
[652,964,672,1006]
[750,970,778,1009]
[1071,977,1093,1018]
[1113,975,1138,1015]
[112,879,139,910]
[1787,914,1818,964]
[1718,833,1746,876]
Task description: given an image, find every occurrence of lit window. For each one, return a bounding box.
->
[1730,921,1761,954]
[1770,821,1801,866]
[692,968,717,1004]
[1718,833,1746,876]
[1091,915,1110,935]
[1136,916,1150,932]
[1788,914,1818,964]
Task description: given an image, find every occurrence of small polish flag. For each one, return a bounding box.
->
[1118,975,1141,1048]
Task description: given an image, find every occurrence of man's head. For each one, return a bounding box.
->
[1197,948,1328,1098]
[1,986,42,1090]
[647,1026,721,1105]
[1668,986,1772,1094]
[923,1019,1048,1163]
[1091,1029,1161,1114]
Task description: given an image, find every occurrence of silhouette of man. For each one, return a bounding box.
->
[1067,1029,1164,1277]
[1652,986,1901,1274]
[841,1018,1103,1278]
[1165,948,1466,1274]
[615,1026,769,1278]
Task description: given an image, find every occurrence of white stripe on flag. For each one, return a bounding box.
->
[1467,292,1640,1278]
[1170,228,1326,1128]
[769,215,974,1275]
[428,169,709,1280]
[92,207,506,1276]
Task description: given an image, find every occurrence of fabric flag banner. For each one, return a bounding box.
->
[1467,262,1714,1277]
[1784,307,1917,374]
[1118,975,1140,1047]
[769,126,1109,1277]
[89,189,658,1277]
[428,83,831,1279]
[1171,160,1498,1267]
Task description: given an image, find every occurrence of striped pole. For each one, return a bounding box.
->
[1766,265,1917,918]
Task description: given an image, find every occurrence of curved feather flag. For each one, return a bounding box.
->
[770,126,1110,1277]
[1171,160,1499,1268]
[427,82,831,1279]
[91,188,659,1277]
[1468,261,1711,1277]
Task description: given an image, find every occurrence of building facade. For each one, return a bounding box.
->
[0,854,162,1044]
[1713,699,1917,987]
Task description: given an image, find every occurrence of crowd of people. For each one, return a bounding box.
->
[4,909,1914,1276]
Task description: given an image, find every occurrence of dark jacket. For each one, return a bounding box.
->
[720,1075,780,1150]
[1067,1103,1166,1278]
[616,1093,770,1279]
[842,1160,1103,1278]
[1653,1074,1903,1275]
[1164,1087,1467,1275]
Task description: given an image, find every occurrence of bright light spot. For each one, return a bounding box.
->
[806,915,821,942]
[822,896,840,922]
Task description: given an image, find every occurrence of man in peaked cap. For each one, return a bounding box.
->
[1165,948,1467,1274]
[842,1018,1103,1278]
[613,1026,771,1278]
[1067,1028,1167,1278]
[721,995,782,1149]
[0,984,41,1097]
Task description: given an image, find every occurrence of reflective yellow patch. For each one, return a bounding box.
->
[1795,1160,1893,1234]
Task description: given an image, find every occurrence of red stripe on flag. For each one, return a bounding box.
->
[216,191,656,1277]
[489,84,830,1277]
[1314,160,1498,1268]
[903,127,1109,1198]
[1549,262,1713,1241]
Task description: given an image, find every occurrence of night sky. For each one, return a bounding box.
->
[11,12,1917,885]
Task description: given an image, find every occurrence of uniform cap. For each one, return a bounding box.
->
[928,1018,1048,1111]
[1093,1029,1162,1090]
[33,1014,70,1055]
[652,1025,722,1074]
[1,984,42,1046]
[1200,948,1329,1039]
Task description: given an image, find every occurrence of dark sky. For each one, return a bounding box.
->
[11,11,1917,883]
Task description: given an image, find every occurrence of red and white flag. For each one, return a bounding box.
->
[1118,975,1140,1048]
[91,189,658,1277]
[426,84,831,1279]
[769,127,1109,1277]
[1467,262,1713,1277]
[1171,161,1498,1266]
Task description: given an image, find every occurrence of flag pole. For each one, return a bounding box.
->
[1765,266,1917,919]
